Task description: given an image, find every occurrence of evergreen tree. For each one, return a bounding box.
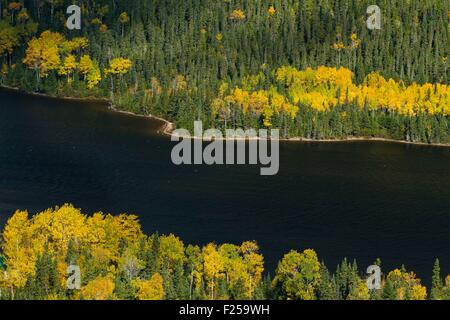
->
[431,259,443,300]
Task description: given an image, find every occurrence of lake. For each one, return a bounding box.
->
[1,88,450,284]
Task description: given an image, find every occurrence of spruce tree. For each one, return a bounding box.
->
[431,259,443,300]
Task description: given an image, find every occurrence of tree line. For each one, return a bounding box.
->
[0,0,449,143]
[0,204,449,300]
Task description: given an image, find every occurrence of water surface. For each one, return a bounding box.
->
[1,88,449,283]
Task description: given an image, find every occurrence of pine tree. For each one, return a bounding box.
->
[317,263,338,300]
[431,259,443,300]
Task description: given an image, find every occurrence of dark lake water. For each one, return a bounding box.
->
[1,88,450,284]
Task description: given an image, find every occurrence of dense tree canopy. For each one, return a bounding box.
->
[0,0,448,143]
[0,204,448,300]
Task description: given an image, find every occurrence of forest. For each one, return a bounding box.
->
[0,204,450,300]
[0,0,449,143]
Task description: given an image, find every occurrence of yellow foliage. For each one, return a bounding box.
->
[332,42,346,51]
[411,284,427,300]
[29,204,88,256]
[119,12,130,24]
[173,75,188,91]
[8,2,22,11]
[39,30,64,46]
[23,31,64,78]
[110,214,142,245]
[386,269,428,300]
[274,66,450,116]
[349,33,361,49]
[78,55,94,76]
[58,54,77,77]
[0,204,146,295]
[203,243,225,299]
[157,234,186,273]
[100,24,109,33]
[268,6,276,16]
[242,247,264,297]
[78,55,102,89]
[215,64,450,124]
[17,9,30,22]
[272,249,321,300]
[61,37,89,54]
[105,58,132,76]
[2,210,34,290]
[86,66,102,89]
[216,242,264,299]
[230,9,246,21]
[221,85,298,127]
[348,280,370,300]
[133,273,165,300]
[0,22,20,56]
[91,18,102,25]
[80,276,115,300]
[1,63,8,75]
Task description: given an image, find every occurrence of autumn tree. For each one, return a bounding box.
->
[0,204,447,300]
[0,21,20,66]
[240,241,264,298]
[272,249,321,300]
[105,57,132,93]
[203,243,224,299]
[58,54,77,83]
[230,9,246,21]
[8,2,22,23]
[118,12,130,37]
[78,55,102,89]
[23,31,63,85]
[119,247,145,281]
[133,273,164,300]
[80,276,115,300]
[1,210,33,299]
[382,268,427,300]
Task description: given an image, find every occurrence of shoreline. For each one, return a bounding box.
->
[171,132,450,147]
[2,85,450,148]
[0,85,176,136]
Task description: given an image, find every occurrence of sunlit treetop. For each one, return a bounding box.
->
[119,12,130,24]
[213,65,450,127]
[8,2,22,11]
[268,6,276,16]
[230,9,246,21]
[17,9,29,22]
[105,58,132,76]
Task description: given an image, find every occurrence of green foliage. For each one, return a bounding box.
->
[0,0,449,144]
[0,204,446,300]
[431,259,443,300]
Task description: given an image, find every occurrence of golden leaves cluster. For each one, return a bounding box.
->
[220,65,450,121]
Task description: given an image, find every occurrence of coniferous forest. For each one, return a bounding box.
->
[0,0,449,142]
